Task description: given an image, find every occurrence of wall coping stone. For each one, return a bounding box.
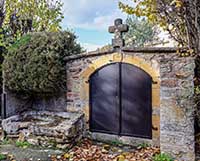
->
[64,47,179,62]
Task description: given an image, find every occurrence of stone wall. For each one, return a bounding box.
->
[5,90,32,117]
[65,47,195,160]
[5,91,67,117]
[160,56,195,160]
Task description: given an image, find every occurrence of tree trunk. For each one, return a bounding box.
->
[197,0,200,55]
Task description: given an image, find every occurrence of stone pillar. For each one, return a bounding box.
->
[160,56,195,160]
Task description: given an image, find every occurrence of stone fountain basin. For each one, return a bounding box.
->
[2,111,84,139]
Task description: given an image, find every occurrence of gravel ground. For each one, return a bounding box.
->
[0,144,63,161]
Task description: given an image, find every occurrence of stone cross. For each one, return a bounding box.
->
[109,18,129,48]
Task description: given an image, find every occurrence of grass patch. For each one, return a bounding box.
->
[16,141,31,148]
[110,140,124,146]
[137,143,150,149]
[0,154,6,161]
[153,153,174,161]
[1,138,11,145]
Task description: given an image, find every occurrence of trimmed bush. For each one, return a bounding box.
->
[3,31,81,96]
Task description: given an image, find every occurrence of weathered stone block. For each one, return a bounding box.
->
[152,88,160,107]
[161,79,178,88]
[2,111,84,148]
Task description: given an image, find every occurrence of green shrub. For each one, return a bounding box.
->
[16,141,31,148]
[3,31,81,96]
[110,140,124,146]
[0,154,6,160]
[1,138,11,145]
[153,153,174,161]
[137,142,150,149]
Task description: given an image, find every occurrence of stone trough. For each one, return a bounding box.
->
[2,111,84,149]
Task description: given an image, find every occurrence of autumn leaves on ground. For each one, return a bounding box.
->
[1,138,161,161]
[51,139,160,161]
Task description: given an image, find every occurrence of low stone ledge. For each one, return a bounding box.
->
[87,132,156,147]
[122,47,178,53]
[64,49,114,62]
[64,47,179,62]
[2,111,84,149]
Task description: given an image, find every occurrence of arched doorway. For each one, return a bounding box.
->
[89,62,152,139]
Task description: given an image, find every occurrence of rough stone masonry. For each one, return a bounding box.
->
[65,47,195,161]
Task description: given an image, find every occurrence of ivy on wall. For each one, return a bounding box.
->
[3,31,81,96]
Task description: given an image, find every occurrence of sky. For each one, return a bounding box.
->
[61,0,129,51]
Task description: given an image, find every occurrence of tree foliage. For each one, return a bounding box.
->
[119,0,200,55]
[0,0,64,94]
[124,16,163,47]
[0,0,64,47]
[3,32,81,96]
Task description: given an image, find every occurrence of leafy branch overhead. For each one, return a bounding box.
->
[119,0,200,55]
[3,32,81,96]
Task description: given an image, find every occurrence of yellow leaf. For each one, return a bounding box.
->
[63,153,71,159]
[170,0,183,8]
[188,49,194,54]
[117,155,125,161]
[176,1,183,8]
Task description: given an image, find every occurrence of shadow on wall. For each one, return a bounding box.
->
[5,89,67,117]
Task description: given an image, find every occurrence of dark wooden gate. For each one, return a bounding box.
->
[89,62,152,139]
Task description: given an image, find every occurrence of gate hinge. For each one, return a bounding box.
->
[152,81,158,84]
[152,125,158,131]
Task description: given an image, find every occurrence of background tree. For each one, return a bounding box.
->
[0,0,64,47]
[99,16,164,51]
[124,16,164,47]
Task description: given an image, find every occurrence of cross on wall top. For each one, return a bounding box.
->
[108,18,129,49]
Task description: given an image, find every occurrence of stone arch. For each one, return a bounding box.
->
[80,52,160,126]
[82,53,159,82]
[81,53,160,145]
